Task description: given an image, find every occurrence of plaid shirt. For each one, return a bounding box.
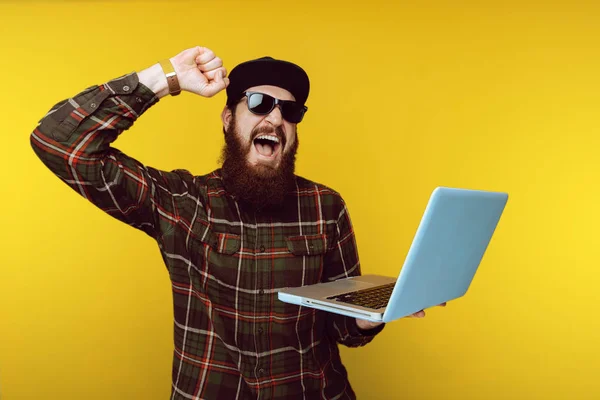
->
[30,72,384,400]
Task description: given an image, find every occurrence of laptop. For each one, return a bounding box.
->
[277,187,509,323]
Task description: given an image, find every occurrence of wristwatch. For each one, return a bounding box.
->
[159,59,181,96]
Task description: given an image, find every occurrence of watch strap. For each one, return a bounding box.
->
[159,59,181,96]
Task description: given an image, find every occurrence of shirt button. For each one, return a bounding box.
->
[135,97,143,103]
[90,102,97,109]
[259,245,265,252]
[258,368,265,375]
[258,289,265,295]
[122,85,130,92]
[257,327,264,334]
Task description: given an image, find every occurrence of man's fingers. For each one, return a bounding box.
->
[214,69,230,89]
[195,47,216,65]
[198,56,223,72]
[200,70,229,97]
[203,67,228,81]
[405,304,446,319]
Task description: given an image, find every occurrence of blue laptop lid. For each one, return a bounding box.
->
[382,187,508,322]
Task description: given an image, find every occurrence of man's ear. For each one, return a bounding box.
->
[222,106,233,131]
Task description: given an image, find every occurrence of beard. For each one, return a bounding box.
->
[220,118,299,211]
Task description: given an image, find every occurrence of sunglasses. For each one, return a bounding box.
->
[243,91,308,123]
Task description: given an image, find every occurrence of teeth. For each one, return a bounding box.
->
[256,134,280,143]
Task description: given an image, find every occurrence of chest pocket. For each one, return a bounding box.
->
[281,234,330,288]
[186,217,242,288]
[211,232,242,255]
[285,234,329,256]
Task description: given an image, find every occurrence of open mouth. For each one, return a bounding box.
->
[253,134,282,158]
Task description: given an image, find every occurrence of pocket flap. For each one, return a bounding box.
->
[285,234,329,256]
[214,233,241,255]
[188,217,240,255]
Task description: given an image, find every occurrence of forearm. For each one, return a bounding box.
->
[31,73,158,181]
[30,72,169,236]
[29,46,226,237]
[32,45,226,181]
[327,314,385,347]
[137,62,170,99]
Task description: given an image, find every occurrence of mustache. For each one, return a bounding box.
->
[251,125,286,148]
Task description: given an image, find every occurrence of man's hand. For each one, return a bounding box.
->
[138,46,229,99]
[170,46,229,97]
[355,302,447,331]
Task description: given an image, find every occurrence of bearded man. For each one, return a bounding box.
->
[31,46,425,400]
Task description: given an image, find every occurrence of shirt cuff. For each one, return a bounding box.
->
[103,72,159,116]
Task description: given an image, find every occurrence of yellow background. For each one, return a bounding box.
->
[1,0,599,399]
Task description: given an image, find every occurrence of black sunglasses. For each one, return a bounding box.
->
[243,91,308,123]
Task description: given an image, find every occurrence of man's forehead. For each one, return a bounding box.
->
[246,85,296,101]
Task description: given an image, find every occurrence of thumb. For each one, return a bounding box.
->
[201,69,228,97]
[217,70,230,87]
[214,69,230,91]
[215,69,223,83]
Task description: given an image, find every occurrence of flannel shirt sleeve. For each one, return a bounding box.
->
[322,199,386,347]
[30,72,191,240]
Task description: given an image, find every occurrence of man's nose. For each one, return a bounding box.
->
[264,105,283,126]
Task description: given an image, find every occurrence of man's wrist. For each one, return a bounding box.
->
[355,318,385,336]
[137,63,170,99]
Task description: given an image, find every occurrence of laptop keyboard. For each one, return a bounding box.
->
[326,283,395,310]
